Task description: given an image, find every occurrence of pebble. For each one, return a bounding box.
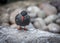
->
[48,23,60,33]
[37,10,46,18]
[44,15,58,24]
[27,6,40,18]
[56,19,60,24]
[1,13,9,23]
[1,23,9,26]
[0,13,10,26]
[39,3,57,16]
[33,18,47,30]
[10,24,20,29]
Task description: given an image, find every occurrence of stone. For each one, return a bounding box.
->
[50,0,60,13]
[37,10,46,18]
[33,18,47,30]
[44,15,58,24]
[0,13,10,26]
[1,23,9,26]
[48,23,60,33]
[27,5,46,18]
[27,6,40,18]
[0,26,60,43]
[39,3,57,16]
[10,24,20,29]
[1,13,9,23]
[56,19,60,24]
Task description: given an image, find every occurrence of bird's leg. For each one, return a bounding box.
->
[24,26,28,31]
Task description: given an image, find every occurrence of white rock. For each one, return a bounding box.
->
[27,5,46,18]
[37,10,46,18]
[27,6,40,18]
[1,23,9,26]
[10,24,20,29]
[33,18,47,30]
[39,3,57,16]
[48,23,60,33]
[44,15,58,24]
[1,13,9,23]
[56,19,60,24]
[1,13,9,26]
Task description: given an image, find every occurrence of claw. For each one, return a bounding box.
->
[24,28,28,31]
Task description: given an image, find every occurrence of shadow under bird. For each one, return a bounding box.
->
[15,11,30,30]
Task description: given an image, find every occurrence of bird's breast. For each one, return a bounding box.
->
[21,16,24,22]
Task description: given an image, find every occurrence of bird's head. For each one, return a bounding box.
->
[21,11,27,16]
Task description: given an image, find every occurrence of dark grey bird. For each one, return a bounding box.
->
[15,11,30,30]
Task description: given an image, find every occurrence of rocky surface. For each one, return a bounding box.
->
[0,25,60,43]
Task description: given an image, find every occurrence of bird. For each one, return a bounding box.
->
[15,10,30,30]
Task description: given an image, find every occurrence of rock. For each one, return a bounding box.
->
[57,13,60,18]
[10,8,25,24]
[1,13,9,23]
[50,0,60,13]
[30,18,36,23]
[0,13,10,26]
[33,18,47,30]
[39,3,57,16]
[56,19,60,24]
[27,6,40,18]
[48,23,60,33]
[44,15,58,24]
[37,10,46,18]
[10,24,20,29]
[0,26,60,43]
[27,5,46,18]
[1,23,9,26]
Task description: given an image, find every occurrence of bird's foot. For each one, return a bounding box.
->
[24,28,28,31]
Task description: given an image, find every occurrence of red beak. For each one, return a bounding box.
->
[22,16,24,22]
